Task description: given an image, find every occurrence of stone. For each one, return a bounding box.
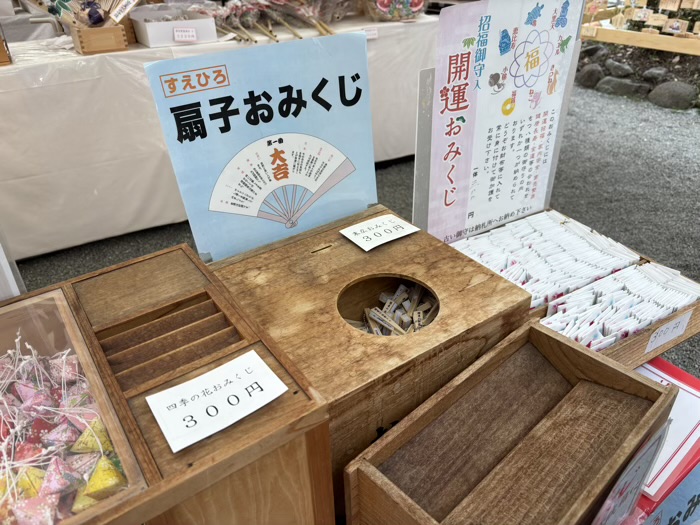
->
[581,44,604,57]
[648,81,699,110]
[592,46,610,62]
[595,77,652,98]
[576,64,606,88]
[605,58,634,78]
[642,67,668,83]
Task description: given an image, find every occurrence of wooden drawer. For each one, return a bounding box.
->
[345,321,676,525]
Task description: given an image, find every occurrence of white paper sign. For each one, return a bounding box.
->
[592,422,670,525]
[646,311,693,354]
[108,0,138,23]
[146,351,288,453]
[173,27,198,43]
[340,214,419,251]
[364,27,379,40]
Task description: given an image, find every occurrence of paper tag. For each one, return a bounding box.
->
[146,351,288,453]
[108,0,138,23]
[592,422,669,525]
[364,27,379,40]
[646,311,693,354]
[340,214,419,251]
[173,27,198,43]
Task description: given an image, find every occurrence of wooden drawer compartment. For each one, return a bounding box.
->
[345,321,677,525]
[49,245,336,524]
[94,291,241,397]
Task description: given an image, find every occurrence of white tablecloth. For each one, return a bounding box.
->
[0,15,437,259]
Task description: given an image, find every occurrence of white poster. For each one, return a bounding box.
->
[426,0,584,244]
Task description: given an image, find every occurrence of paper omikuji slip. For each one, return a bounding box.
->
[452,210,640,308]
[541,263,700,351]
[0,335,127,524]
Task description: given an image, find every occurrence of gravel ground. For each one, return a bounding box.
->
[16,85,700,375]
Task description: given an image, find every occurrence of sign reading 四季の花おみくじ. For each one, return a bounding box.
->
[426,0,584,244]
[145,34,377,262]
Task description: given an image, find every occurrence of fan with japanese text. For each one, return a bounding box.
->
[210,133,356,228]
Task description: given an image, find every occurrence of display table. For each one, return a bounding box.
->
[0,15,438,259]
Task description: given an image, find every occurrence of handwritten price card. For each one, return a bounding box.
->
[146,351,288,453]
[340,214,419,251]
[645,311,693,354]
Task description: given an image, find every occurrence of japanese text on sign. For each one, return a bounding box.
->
[146,351,288,453]
[166,74,363,142]
[340,214,420,251]
[646,311,693,354]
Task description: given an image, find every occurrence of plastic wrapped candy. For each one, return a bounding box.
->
[0,334,128,523]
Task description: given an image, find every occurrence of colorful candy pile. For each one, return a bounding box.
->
[0,333,127,524]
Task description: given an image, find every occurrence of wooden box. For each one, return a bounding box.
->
[211,205,532,511]
[345,321,677,525]
[1,245,334,524]
[0,289,145,524]
[70,26,128,56]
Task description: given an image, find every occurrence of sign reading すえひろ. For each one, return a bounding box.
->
[146,34,377,262]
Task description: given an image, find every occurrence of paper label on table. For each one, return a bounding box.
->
[173,27,198,43]
[109,0,138,22]
[340,214,419,251]
[645,311,692,354]
[146,351,288,453]
[364,27,379,40]
[418,0,585,244]
[592,422,669,525]
[144,34,377,262]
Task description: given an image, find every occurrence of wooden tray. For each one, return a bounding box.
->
[1,245,334,525]
[345,321,677,525]
[211,205,532,512]
[0,290,145,524]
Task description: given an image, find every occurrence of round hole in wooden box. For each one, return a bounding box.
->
[337,275,440,336]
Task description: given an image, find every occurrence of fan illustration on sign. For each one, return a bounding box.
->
[210,133,356,228]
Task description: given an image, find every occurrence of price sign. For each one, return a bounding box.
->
[646,311,693,354]
[340,214,419,251]
[146,351,288,453]
[173,27,198,43]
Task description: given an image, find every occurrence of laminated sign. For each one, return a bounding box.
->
[423,0,585,243]
[145,34,377,261]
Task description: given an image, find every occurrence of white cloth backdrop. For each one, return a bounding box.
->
[0,15,437,259]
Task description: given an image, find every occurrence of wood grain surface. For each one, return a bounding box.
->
[74,250,209,330]
[378,343,572,521]
[442,381,652,525]
[213,206,531,505]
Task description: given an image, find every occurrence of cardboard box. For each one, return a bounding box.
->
[345,321,677,525]
[130,6,217,48]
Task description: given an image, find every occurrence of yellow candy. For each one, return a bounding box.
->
[83,456,126,500]
[17,467,45,498]
[71,485,99,514]
[71,419,114,454]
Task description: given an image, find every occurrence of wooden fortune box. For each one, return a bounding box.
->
[0,245,334,525]
[212,204,532,510]
[345,321,677,525]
